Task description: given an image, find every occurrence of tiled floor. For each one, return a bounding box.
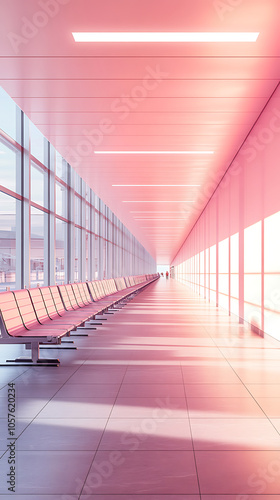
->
[1,278,280,499]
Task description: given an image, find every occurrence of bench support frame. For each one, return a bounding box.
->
[0,313,61,366]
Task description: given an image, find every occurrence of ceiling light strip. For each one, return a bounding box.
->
[123,201,194,203]
[113,184,200,187]
[135,218,189,220]
[141,227,185,229]
[95,151,213,155]
[73,32,259,43]
[131,211,189,213]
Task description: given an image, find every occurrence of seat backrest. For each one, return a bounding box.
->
[0,291,25,336]
[78,283,91,304]
[65,284,81,309]
[13,289,39,330]
[87,281,97,301]
[103,279,110,294]
[123,277,130,287]
[71,283,85,307]
[48,286,66,315]
[58,285,75,311]
[100,280,107,296]
[98,280,108,297]
[28,288,49,324]
[40,286,60,319]
[101,280,110,296]
[114,278,121,291]
[95,281,105,298]
[109,279,117,293]
[93,282,100,300]
[108,279,114,294]
[120,278,127,290]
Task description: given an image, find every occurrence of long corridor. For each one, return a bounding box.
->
[1,278,280,498]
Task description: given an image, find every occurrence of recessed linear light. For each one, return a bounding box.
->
[147,232,181,234]
[131,211,189,213]
[123,201,194,203]
[95,151,213,155]
[113,184,200,187]
[141,227,185,229]
[73,32,259,43]
[135,218,189,220]
[147,234,181,236]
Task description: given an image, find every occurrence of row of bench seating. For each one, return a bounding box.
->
[0,274,159,366]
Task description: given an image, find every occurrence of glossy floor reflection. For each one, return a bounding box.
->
[1,278,280,499]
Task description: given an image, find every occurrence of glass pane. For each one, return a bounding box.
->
[264,275,280,314]
[74,226,81,281]
[56,181,67,218]
[244,221,261,273]
[86,203,90,230]
[94,211,99,235]
[219,274,229,296]
[55,218,66,284]
[231,274,239,299]
[219,238,229,274]
[264,211,280,273]
[0,139,20,193]
[210,244,216,272]
[264,311,280,341]
[30,207,45,288]
[230,232,239,274]
[219,291,229,310]
[231,297,239,316]
[0,87,18,142]
[75,196,81,225]
[56,151,67,182]
[30,121,46,165]
[0,192,17,291]
[75,172,82,194]
[95,235,99,279]
[85,231,89,280]
[31,162,45,207]
[244,303,262,330]
[244,274,262,306]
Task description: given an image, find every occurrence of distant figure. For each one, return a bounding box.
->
[161,272,164,277]
[166,271,169,279]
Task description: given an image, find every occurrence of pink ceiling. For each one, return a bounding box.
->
[1,0,280,263]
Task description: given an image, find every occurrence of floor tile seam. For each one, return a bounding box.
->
[91,360,131,456]
[188,416,273,419]
[1,359,92,457]
[38,446,280,452]
[181,366,202,499]
[0,366,31,390]
[76,285,158,499]
[204,327,278,422]
[173,289,280,429]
